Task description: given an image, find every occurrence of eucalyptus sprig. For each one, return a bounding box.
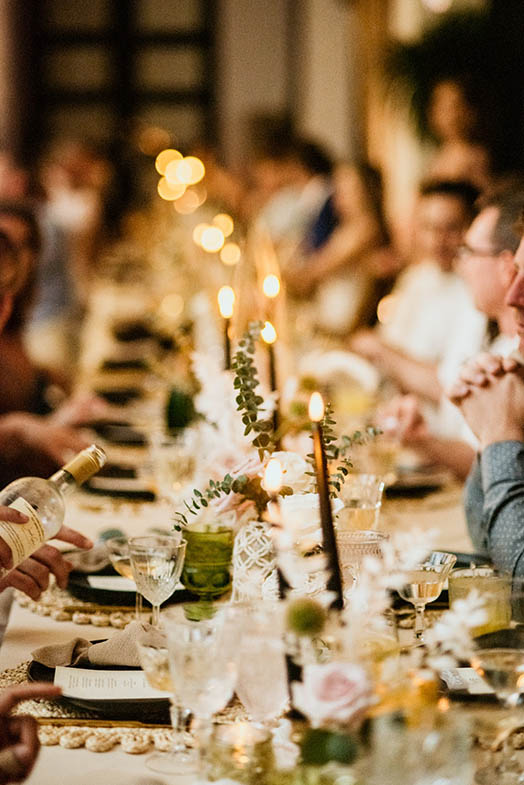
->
[174,473,270,529]
[307,402,381,497]
[231,320,276,459]
[174,322,282,529]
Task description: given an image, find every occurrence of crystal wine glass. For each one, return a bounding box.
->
[398,551,456,642]
[136,623,197,775]
[128,535,186,627]
[166,604,238,772]
[233,604,289,727]
[336,529,389,596]
[105,536,142,619]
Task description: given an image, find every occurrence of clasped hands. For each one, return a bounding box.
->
[447,352,524,448]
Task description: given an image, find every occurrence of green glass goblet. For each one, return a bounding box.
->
[181,527,234,601]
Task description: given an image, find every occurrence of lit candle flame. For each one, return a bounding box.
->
[264,458,283,494]
[213,213,234,238]
[220,242,241,266]
[262,274,280,298]
[155,148,182,175]
[261,321,277,344]
[309,391,324,422]
[192,223,209,245]
[218,285,235,319]
[167,155,205,185]
[201,226,225,253]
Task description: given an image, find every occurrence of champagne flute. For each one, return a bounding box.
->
[398,551,456,642]
[128,535,186,628]
[136,624,197,775]
[105,536,143,619]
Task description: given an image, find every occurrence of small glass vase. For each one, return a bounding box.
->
[232,520,278,602]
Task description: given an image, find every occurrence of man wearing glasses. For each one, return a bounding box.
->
[449,193,524,575]
[379,186,524,479]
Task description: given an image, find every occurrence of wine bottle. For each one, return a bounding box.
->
[0,444,106,576]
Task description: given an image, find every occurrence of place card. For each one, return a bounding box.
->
[87,575,136,591]
[54,666,171,699]
[441,667,494,695]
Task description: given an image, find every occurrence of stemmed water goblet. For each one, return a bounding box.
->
[105,536,143,619]
[398,551,456,642]
[128,535,186,628]
[136,623,198,775]
[166,604,238,773]
[233,604,289,727]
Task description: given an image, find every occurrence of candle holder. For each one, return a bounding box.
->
[206,721,275,785]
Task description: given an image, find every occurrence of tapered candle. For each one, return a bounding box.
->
[262,273,280,323]
[263,458,289,599]
[263,457,299,695]
[309,392,344,610]
[261,320,279,443]
[217,285,235,370]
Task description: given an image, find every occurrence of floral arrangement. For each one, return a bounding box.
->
[174,322,374,537]
[276,528,488,777]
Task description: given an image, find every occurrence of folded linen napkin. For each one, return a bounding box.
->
[31,621,151,668]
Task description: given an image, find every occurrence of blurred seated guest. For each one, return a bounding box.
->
[0,201,70,412]
[0,683,62,782]
[448,221,524,573]
[0,232,92,599]
[284,162,396,336]
[378,185,524,479]
[0,228,96,485]
[39,138,114,307]
[349,180,484,403]
[253,135,334,252]
[0,152,77,371]
[426,77,493,191]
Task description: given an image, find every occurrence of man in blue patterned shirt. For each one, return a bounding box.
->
[449,202,524,575]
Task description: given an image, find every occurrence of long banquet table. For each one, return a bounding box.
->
[0,275,480,782]
[0,479,473,785]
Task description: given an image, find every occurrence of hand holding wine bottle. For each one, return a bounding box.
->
[0,445,105,599]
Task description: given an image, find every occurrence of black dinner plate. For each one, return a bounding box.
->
[89,423,147,446]
[96,462,138,479]
[28,644,170,722]
[94,387,143,405]
[82,480,156,501]
[100,358,149,372]
[113,321,156,342]
[67,564,192,607]
[385,466,451,497]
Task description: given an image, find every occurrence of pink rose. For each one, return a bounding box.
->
[292,662,371,728]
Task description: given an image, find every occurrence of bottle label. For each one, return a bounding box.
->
[0,498,45,570]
